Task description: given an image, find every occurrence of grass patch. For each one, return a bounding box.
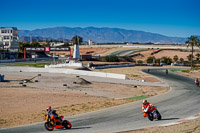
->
[8,63,50,68]
[170,69,182,72]
[128,74,139,77]
[181,70,190,73]
[124,96,149,100]
[192,67,200,70]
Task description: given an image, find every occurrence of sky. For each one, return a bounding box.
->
[0,0,200,37]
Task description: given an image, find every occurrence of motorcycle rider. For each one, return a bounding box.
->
[195,78,199,87]
[166,69,168,75]
[142,100,156,117]
[46,106,61,123]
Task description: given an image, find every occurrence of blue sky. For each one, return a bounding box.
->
[0,0,200,37]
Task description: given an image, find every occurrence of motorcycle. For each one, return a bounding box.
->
[44,114,72,131]
[146,105,162,121]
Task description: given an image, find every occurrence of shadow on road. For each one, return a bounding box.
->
[54,126,91,132]
[159,118,179,121]
[70,126,91,130]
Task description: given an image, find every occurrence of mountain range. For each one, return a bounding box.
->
[19,27,188,44]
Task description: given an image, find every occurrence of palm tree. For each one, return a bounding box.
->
[185,36,200,69]
[173,55,179,63]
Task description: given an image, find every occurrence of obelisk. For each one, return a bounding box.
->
[73,36,80,60]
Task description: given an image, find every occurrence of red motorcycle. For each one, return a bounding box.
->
[146,105,162,121]
[44,114,72,131]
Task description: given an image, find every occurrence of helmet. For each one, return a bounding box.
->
[143,100,147,105]
[46,106,51,112]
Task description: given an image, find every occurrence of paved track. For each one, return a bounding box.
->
[110,49,141,56]
[1,68,200,133]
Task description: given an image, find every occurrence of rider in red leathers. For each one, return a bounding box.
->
[142,100,156,117]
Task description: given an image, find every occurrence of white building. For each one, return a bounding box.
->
[88,39,92,45]
[0,27,19,50]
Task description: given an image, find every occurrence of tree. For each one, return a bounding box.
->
[187,54,194,62]
[195,53,200,60]
[105,55,119,62]
[180,58,184,64]
[19,42,31,52]
[146,56,154,64]
[161,56,172,65]
[156,58,161,65]
[137,60,143,64]
[185,36,200,69]
[173,55,179,63]
[72,35,83,45]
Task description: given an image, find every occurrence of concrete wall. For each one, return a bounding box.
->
[1,67,126,79]
[92,64,135,69]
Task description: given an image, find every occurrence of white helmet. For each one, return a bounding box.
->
[143,100,147,105]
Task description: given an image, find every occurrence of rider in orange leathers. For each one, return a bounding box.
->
[46,106,62,123]
[142,100,156,117]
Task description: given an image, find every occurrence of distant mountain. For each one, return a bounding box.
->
[19,36,70,42]
[19,27,188,44]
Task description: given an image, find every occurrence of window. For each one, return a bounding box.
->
[4,36,10,39]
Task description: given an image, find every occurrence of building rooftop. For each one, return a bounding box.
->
[0,27,18,30]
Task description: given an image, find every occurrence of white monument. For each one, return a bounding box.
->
[73,44,80,59]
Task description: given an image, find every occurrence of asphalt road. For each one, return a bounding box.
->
[109,49,144,56]
[1,68,200,133]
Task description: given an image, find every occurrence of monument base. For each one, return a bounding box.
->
[45,60,83,68]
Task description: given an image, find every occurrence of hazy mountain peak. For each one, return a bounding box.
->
[19,26,187,44]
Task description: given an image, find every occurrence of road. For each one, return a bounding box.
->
[109,49,145,56]
[1,68,200,133]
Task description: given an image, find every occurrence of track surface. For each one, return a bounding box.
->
[1,68,200,133]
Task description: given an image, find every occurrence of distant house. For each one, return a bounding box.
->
[0,27,19,51]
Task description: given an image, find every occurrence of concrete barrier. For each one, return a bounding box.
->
[92,64,135,69]
[0,67,126,79]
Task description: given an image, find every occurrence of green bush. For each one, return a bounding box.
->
[137,60,143,64]
[105,55,119,62]
[146,56,154,64]
[161,56,172,65]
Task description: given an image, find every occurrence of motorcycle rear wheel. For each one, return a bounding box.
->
[44,122,54,131]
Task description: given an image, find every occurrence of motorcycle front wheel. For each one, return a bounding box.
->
[156,110,162,120]
[147,112,154,121]
[44,122,54,131]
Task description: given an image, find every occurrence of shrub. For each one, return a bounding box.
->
[146,56,154,64]
[105,55,119,62]
[173,55,179,62]
[137,60,143,64]
[161,56,172,65]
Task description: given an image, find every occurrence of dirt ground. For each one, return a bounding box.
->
[130,49,199,63]
[176,69,200,79]
[122,117,200,133]
[0,71,168,128]
[93,65,164,82]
